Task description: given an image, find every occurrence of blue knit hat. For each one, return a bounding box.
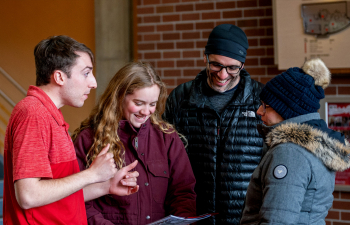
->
[204,24,248,63]
[260,58,331,120]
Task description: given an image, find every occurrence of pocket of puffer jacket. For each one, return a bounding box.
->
[147,161,170,203]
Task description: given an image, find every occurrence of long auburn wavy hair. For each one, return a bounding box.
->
[71,62,177,169]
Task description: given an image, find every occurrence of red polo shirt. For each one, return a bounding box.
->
[3,86,87,224]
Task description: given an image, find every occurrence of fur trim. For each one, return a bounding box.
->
[266,123,350,171]
[302,58,331,89]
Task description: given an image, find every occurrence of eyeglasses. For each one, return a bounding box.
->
[261,101,270,114]
[206,54,243,75]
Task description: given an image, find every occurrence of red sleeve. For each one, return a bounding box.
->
[165,132,197,217]
[12,114,52,182]
[74,128,113,225]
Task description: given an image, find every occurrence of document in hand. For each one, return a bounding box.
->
[146,213,218,225]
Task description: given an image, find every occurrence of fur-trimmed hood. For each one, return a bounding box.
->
[265,122,350,172]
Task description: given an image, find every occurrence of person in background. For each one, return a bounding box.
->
[72,62,196,225]
[163,24,264,224]
[240,58,350,225]
[3,35,139,225]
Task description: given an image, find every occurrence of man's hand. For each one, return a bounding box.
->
[88,144,117,183]
[109,160,140,196]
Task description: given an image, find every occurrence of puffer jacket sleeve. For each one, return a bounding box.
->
[259,143,311,224]
[74,129,114,225]
[164,131,196,217]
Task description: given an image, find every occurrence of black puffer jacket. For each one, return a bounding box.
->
[163,69,264,224]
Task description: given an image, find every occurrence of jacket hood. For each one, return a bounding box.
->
[265,122,350,172]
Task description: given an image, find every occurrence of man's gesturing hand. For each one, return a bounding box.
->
[109,160,140,196]
[89,144,117,183]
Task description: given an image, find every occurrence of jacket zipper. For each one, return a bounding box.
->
[134,137,138,150]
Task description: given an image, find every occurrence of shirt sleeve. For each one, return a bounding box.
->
[12,114,52,181]
[259,143,312,224]
[165,131,197,217]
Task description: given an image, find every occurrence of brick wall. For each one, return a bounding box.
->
[135,0,350,223]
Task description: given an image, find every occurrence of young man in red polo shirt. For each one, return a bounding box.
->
[3,35,140,224]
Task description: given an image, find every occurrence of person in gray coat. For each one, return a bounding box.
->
[240,58,350,225]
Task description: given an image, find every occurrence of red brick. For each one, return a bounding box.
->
[267,67,286,75]
[177,78,193,85]
[157,24,174,32]
[266,8,273,16]
[202,31,211,39]
[138,16,142,23]
[176,41,194,49]
[137,53,142,60]
[325,87,336,95]
[223,10,243,19]
[340,192,350,199]
[244,9,265,17]
[260,18,273,26]
[259,0,272,7]
[341,211,350,220]
[245,28,265,36]
[333,200,350,209]
[196,59,206,67]
[138,43,155,51]
[138,25,155,33]
[183,50,201,58]
[163,14,180,22]
[331,77,350,84]
[143,0,160,5]
[237,19,258,27]
[216,20,236,26]
[162,78,176,86]
[203,12,221,20]
[333,222,350,225]
[184,69,200,77]
[334,191,340,198]
[163,33,180,40]
[325,221,331,225]
[157,60,175,68]
[144,34,160,41]
[326,210,340,220]
[144,15,161,23]
[237,0,258,8]
[137,7,154,14]
[246,67,266,75]
[260,58,274,66]
[182,13,200,21]
[163,51,181,59]
[167,88,174,95]
[144,52,161,59]
[195,3,214,11]
[156,6,174,13]
[176,23,194,31]
[248,39,258,46]
[176,4,194,12]
[182,31,200,40]
[196,41,207,49]
[196,22,215,30]
[216,1,236,9]
[182,0,199,1]
[260,76,275,84]
[137,0,141,5]
[162,0,180,3]
[266,28,273,36]
[177,60,195,67]
[260,38,274,46]
[157,42,174,50]
[247,48,266,56]
[164,69,181,77]
[266,48,274,56]
[245,58,259,66]
[339,87,350,95]
[138,35,142,41]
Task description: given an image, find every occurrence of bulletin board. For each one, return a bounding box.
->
[273,0,350,70]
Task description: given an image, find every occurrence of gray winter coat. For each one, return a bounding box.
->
[240,113,350,225]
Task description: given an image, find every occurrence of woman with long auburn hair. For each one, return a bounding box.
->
[72,62,196,225]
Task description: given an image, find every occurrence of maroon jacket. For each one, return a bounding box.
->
[74,119,196,225]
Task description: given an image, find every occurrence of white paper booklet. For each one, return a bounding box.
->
[146,213,218,225]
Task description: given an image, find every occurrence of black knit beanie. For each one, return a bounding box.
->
[259,58,331,120]
[204,24,248,63]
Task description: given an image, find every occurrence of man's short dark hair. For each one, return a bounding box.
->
[34,35,94,86]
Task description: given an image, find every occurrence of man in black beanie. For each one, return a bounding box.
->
[240,58,350,224]
[163,24,264,224]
